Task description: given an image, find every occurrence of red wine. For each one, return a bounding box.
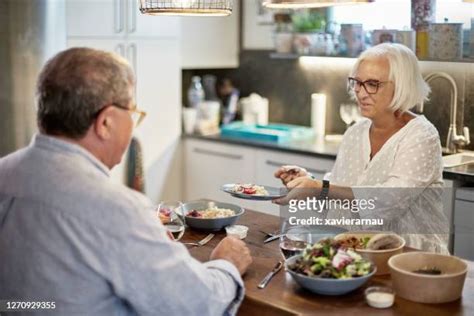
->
[279,240,308,259]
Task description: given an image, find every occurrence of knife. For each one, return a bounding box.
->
[257,261,283,289]
[263,234,285,243]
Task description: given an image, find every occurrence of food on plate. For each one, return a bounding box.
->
[338,233,402,251]
[158,209,171,224]
[288,238,374,279]
[186,206,235,219]
[231,184,269,196]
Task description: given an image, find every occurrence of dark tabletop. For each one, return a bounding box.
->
[182,209,474,316]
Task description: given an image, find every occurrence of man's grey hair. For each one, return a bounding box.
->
[36,47,135,138]
[349,43,430,112]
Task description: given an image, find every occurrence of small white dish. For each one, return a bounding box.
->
[365,286,395,309]
[225,225,249,239]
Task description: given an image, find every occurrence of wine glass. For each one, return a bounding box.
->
[339,103,354,130]
[279,219,311,260]
[350,104,363,123]
[157,201,185,241]
[340,103,361,130]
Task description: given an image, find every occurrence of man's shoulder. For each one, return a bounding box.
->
[1,145,153,222]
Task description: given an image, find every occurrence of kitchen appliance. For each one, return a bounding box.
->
[240,93,269,125]
[0,0,66,156]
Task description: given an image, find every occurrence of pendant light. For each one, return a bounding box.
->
[262,0,374,9]
[139,0,233,16]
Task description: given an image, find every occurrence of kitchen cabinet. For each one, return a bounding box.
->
[184,139,257,210]
[66,0,179,38]
[453,188,474,260]
[180,0,240,68]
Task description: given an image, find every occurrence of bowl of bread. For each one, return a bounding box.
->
[335,231,405,275]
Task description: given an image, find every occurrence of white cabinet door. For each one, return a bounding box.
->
[67,38,126,56]
[180,1,239,68]
[255,149,335,215]
[67,0,179,39]
[129,39,181,202]
[184,139,256,210]
[66,0,125,38]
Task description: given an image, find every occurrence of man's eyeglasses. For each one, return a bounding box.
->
[111,103,147,128]
[94,103,147,128]
[347,77,390,95]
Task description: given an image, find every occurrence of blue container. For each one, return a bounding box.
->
[220,122,314,143]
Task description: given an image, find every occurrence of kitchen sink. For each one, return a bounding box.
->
[443,152,474,168]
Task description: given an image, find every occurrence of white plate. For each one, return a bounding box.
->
[221,184,288,201]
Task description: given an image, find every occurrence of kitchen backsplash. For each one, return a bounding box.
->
[183,50,474,150]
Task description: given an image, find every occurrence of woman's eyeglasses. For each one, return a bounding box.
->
[347,77,390,95]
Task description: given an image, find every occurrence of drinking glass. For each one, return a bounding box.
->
[157,201,185,241]
[340,103,361,130]
[350,104,363,123]
[279,219,311,260]
[339,103,354,130]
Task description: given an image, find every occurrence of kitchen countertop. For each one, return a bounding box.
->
[184,133,340,160]
[443,164,474,184]
[184,133,474,183]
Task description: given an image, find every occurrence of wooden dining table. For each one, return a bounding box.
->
[182,208,474,316]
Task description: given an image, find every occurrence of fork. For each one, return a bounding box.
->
[182,234,215,247]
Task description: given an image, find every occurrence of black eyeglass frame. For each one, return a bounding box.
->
[347,77,391,95]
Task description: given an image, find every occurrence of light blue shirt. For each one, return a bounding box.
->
[0,134,244,315]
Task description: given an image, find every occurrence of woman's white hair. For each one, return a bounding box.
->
[350,43,430,112]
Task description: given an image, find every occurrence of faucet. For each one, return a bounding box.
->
[424,72,470,154]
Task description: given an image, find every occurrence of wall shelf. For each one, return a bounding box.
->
[270,52,474,63]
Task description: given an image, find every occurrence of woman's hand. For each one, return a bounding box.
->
[273,177,322,205]
[274,165,308,185]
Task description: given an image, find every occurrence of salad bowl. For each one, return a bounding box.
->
[285,239,376,295]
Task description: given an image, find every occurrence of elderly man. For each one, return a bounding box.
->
[0,47,252,315]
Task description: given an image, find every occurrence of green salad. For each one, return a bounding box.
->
[288,238,373,279]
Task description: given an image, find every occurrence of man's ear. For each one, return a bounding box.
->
[94,107,115,140]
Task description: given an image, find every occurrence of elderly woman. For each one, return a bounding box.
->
[274,43,448,253]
